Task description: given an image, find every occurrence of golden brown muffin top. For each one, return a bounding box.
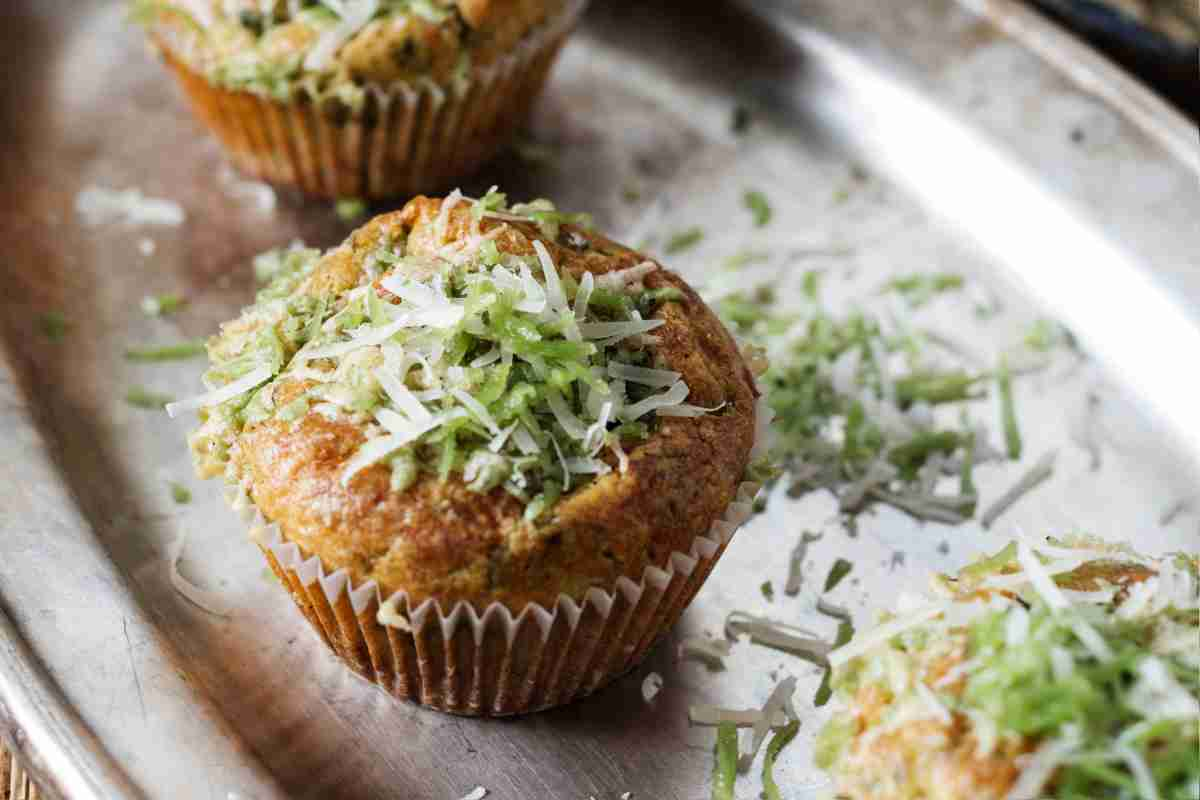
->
[182,192,759,612]
[135,0,567,97]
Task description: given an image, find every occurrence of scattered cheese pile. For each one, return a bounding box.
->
[711,266,1065,527]
[75,185,185,227]
[178,189,707,518]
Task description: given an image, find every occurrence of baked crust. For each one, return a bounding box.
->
[233,197,759,612]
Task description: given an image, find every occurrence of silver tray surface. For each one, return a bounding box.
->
[0,0,1197,798]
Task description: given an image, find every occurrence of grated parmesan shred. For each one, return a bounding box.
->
[641,672,663,704]
[169,531,232,617]
[76,185,185,227]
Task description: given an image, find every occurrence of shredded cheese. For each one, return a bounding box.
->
[303,0,381,71]
[169,531,232,617]
[166,366,272,418]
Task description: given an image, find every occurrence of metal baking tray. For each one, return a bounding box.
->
[1,0,1197,798]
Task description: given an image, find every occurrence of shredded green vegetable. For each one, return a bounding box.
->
[801,269,822,300]
[128,0,202,32]
[894,370,985,407]
[37,311,69,342]
[814,715,854,770]
[760,580,774,601]
[711,722,739,800]
[744,190,772,227]
[335,197,367,222]
[814,621,854,707]
[824,559,853,592]
[169,481,192,504]
[125,386,174,410]
[997,355,1021,459]
[760,720,800,800]
[879,273,964,308]
[1024,318,1076,352]
[140,293,186,317]
[665,227,704,254]
[125,340,207,363]
[722,250,770,271]
[959,428,977,497]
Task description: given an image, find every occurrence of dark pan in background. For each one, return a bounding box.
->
[1031,0,1198,118]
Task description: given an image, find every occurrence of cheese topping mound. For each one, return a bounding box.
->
[818,537,1200,800]
[181,190,703,518]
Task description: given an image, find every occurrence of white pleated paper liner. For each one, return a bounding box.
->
[227,389,771,716]
[150,0,587,200]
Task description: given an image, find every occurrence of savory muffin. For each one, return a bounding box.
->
[817,537,1200,800]
[132,0,584,198]
[172,190,763,711]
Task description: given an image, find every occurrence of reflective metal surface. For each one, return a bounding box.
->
[0,0,1197,798]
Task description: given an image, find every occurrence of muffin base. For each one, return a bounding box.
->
[233,478,759,716]
[154,0,586,200]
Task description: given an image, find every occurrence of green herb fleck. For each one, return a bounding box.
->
[888,430,961,478]
[140,293,186,317]
[997,356,1021,459]
[824,558,853,593]
[801,269,822,300]
[879,273,964,308]
[389,451,419,493]
[959,429,977,497]
[743,190,772,227]
[958,542,1017,583]
[814,716,855,770]
[664,227,704,254]
[128,0,202,32]
[1024,318,1077,352]
[722,250,769,271]
[760,580,774,601]
[711,722,738,800]
[37,311,69,342]
[124,386,174,410]
[124,340,207,363]
[814,621,854,707]
[638,287,685,315]
[760,720,801,800]
[276,396,309,422]
[895,370,985,407]
[169,482,192,504]
[335,197,367,222]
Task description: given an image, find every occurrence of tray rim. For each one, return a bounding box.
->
[0,1,1195,797]
[970,0,1199,174]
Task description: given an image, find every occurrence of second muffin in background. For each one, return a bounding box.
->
[133,0,585,199]
[173,190,766,714]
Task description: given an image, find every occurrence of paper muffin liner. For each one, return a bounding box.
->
[226,390,771,716]
[152,0,586,200]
